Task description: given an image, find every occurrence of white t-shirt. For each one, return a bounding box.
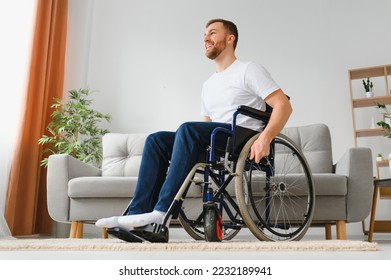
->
[201,59,280,131]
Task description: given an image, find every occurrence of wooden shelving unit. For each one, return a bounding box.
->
[349,64,391,146]
[349,64,391,238]
[352,95,391,108]
[376,159,390,169]
[355,128,384,138]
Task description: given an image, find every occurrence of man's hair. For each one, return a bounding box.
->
[206,19,238,50]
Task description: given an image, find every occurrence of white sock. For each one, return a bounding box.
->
[95,216,122,228]
[118,210,166,228]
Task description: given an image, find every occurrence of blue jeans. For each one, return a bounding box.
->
[126,121,231,214]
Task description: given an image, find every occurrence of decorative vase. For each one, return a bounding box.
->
[366,91,374,98]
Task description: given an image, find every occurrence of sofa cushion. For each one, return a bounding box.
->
[282,124,333,173]
[68,173,346,200]
[102,133,147,177]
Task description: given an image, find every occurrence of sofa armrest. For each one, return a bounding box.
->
[47,154,102,223]
[335,147,373,222]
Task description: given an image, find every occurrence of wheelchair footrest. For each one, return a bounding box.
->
[107,223,169,243]
[107,227,145,242]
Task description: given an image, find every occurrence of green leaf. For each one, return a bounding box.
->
[38,88,111,168]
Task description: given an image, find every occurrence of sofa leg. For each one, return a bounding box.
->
[336,220,346,240]
[69,221,78,238]
[102,228,108,239]
[70,221,84,238]
[325,224,332,240]
[76,222,84,238]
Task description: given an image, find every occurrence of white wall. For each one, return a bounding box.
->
[64,0,391,235]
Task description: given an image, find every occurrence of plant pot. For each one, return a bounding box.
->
[366,91,374,98]
[376,156,383,162]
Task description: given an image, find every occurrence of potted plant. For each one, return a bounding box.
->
[38,88,112,167]
[376,153,383,161]
[363,77,374,98]
[375,102,391,138]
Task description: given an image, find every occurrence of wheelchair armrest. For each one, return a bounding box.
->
[237,105,271,123]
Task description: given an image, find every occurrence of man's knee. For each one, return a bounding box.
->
[147,131,165,142]
[176,122,204,137]
[145,131,174,148]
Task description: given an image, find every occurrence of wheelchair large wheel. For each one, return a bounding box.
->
[235,133,315,241]
[178,199,205,240]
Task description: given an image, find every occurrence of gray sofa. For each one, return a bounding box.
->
[47,123,373,239]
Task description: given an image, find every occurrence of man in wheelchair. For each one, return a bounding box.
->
[96,18,292,242]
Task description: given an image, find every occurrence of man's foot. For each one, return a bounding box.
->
[95,216,122,228]
[118,210,165,228]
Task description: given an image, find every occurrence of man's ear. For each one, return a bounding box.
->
[227,34,236,45]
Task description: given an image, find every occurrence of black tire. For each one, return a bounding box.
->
[203,204,223,242]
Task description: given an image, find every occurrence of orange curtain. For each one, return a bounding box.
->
[5,0,68,236]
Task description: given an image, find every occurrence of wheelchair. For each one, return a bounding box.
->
[108,104,315,242]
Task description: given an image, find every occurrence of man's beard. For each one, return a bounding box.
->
[205,41,226,60]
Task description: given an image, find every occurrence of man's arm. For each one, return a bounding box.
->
[203,116,212,122]
[249,89,292,163]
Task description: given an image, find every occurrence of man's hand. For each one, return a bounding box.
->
[249,134,271,163]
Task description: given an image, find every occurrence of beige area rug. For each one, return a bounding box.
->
[0,238,377,251]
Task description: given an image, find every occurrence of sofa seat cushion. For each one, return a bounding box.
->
[246,173,346,196]
[181,173,347,198]
[68,173,346,200]
[68,177,137,198]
